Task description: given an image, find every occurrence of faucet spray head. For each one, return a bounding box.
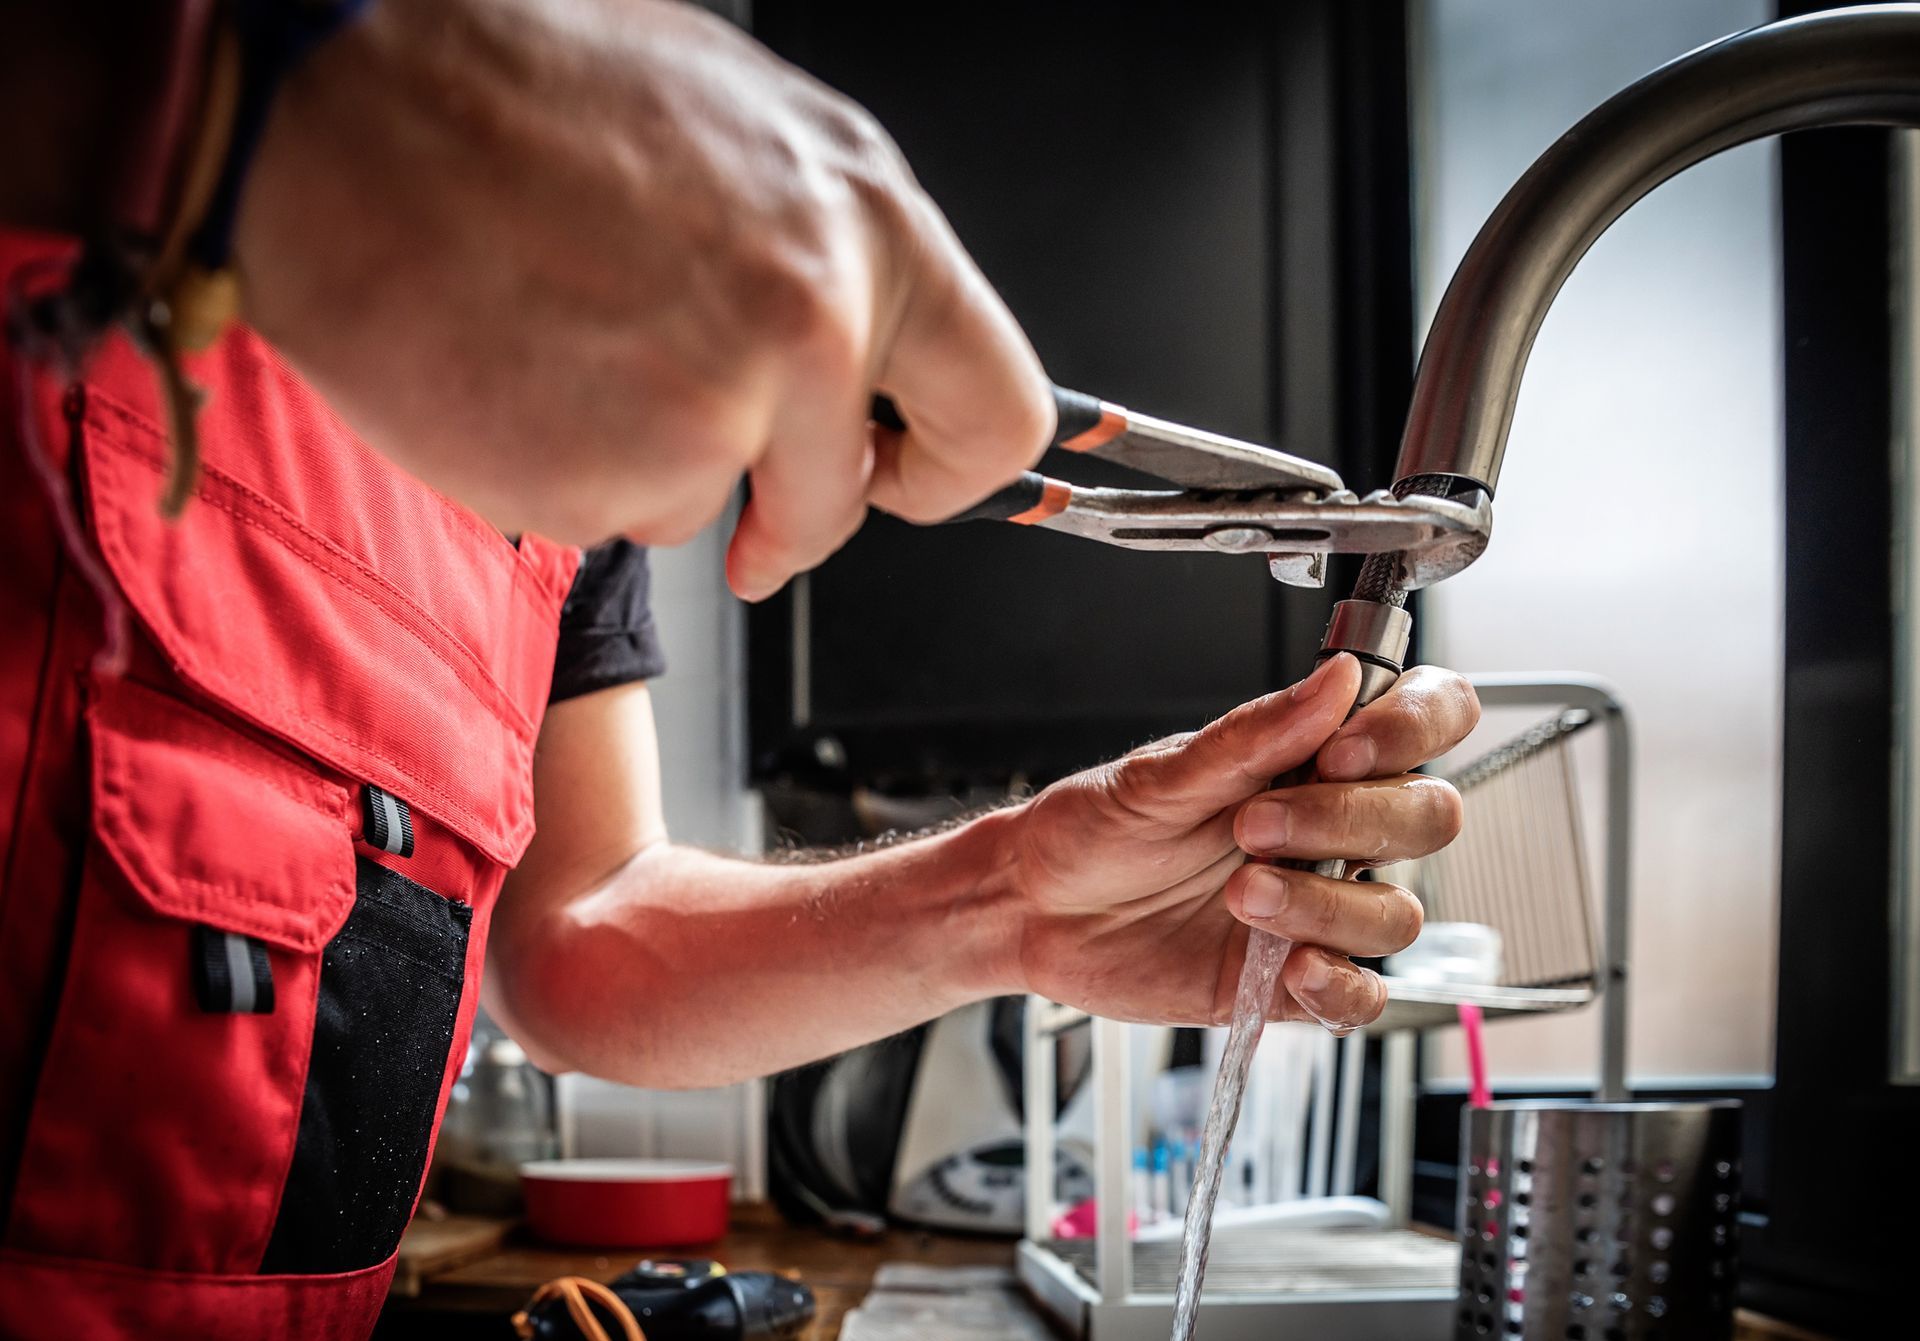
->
[1317,599,1413,706]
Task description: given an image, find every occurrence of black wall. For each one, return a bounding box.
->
[747,2,1411,789]
[1755,120,1914,1334]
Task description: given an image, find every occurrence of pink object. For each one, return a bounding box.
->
[1050,1198,1140,1240]
[1459,1003,1492,1108]
[521,1159,732,1247]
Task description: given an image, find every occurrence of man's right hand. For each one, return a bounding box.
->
[235,0,1053,597]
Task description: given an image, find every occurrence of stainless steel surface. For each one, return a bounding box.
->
[1319,600,1414,669]
[789,572,811,728]
[1024,995,1057,1242]
[1349,664,1402,717]
[1307,1037,1334,1200]
[1021,1022,1451,1329]
[1016,1238,1456,1341]
[1395,487,1493,591]
[1381,1032,1417,1228]
[1468,677,1634,1102]
[1373,981,1594,1034]
[1265,551,1327,588]
[1033,482,1489,588]
[1093,1015,1133,1302]
[1894,130,1920,1087]
[1414,709,1599,990]
[1200,527,1276,553]
[1047,1226,1459,1298]
[1024,996,1561,1053]
[1091,404,1345,494]
[1458,1101,1742,1340]
[1333,1030,1365,1198]
[1398,4,1920,496]
[1369,679,1631,1104]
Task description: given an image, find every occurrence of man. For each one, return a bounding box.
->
[0,1,1477,1335]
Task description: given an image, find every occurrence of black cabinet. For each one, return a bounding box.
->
[747,1,1411,788]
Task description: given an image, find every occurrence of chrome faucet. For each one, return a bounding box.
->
[1181,13,1920,1325]
[1392,3,1920,535]
[1318,3,1920,765]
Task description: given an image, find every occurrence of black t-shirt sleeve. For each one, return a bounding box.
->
[548,540,667,704]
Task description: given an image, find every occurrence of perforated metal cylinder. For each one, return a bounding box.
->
[1456,1101,1741,1340]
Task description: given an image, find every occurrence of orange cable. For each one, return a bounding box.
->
[512,1275,647,1341]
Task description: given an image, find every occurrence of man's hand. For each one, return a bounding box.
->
[1005,654,1479,1032]
[488,660,1476,1087]
[236,0,1051,596]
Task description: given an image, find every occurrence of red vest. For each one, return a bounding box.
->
[0,233,580,1337]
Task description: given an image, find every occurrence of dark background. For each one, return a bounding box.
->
[748,0,1411,789]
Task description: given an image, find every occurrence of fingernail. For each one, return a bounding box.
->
[1322,733,1377,780]
[1294,653,1349,704]
[1240,797,1292,851]
[1241,868,1289,920]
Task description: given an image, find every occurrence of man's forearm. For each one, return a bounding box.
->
[487,808,1028,1089]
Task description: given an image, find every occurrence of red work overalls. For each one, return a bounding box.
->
[0,233,579,1337]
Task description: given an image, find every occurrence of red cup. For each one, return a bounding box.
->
[520,1158,733,1247]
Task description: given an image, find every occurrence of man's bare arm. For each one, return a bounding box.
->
[483,682,1019,1086]
[486,665,1477,1090]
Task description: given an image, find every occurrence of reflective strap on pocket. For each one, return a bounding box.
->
[361,784,415,858]
[191,927,274,1015]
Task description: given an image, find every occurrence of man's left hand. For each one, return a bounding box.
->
[1000,653,1478,1032]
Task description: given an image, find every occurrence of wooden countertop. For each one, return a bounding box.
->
[379,1203,1826,1340]
[381,1202,1008,1339]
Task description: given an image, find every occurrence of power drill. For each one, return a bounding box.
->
[515,1260,814,1341]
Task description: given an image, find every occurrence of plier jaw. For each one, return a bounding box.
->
[964,477,1490,590]
[878,384,1492,589]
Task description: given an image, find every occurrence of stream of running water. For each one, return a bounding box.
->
[1167,925,1293,1340]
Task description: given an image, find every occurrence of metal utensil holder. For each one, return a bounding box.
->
[1456,1101,1741,1340]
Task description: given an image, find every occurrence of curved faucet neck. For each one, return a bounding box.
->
[1399,4,1920,498]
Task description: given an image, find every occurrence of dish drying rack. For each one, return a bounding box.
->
[1016,676,1633,1340]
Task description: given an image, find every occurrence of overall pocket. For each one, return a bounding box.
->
[4,677,355,1274]
[260,857,470,1274]
[4,676,477,1279]
[18,348,555,1290]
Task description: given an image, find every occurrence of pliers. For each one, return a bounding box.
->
[873,384,1490,590]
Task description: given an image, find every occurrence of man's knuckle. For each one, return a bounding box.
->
[1405,693,1444,750]
[1102,757,1175,831]
[1442,675,1482,739]
[786,266,872,375]
[818,92,905,176]
[847,144,921,252]
[1380,882,1424,948]
[1004,381,1056,463]
[1179,711,1243,785]
[1353,970,1388,1026]
[731,253,832,344]
[1334,791,1372,853]
[1419,778,1465,844]
[1405,667,1479,739]
[930,381,1053,479]
[1309,879,1343,942]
